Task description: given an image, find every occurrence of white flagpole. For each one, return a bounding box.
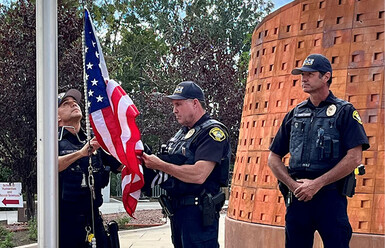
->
[36,0,58,247]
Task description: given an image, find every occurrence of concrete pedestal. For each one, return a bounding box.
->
[225,216,385,248]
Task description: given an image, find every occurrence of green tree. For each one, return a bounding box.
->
[0,0,83,219]
[95,0,273,155]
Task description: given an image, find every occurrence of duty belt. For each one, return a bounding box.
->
[170,195,201,209]
[170,191,225,209]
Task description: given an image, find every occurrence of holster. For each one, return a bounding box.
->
[278,181,292,207]
[201,191,225,226]
[202,193,215,226]
[341,172,356,197]
[158,194,174,217]
[106,220,120,248]
[212,191,226,212]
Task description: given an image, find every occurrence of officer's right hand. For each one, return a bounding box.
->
[294,179,322,202]
[142,153,163,170]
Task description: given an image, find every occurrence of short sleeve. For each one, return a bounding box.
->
[193,126,229,164]
[269,110,293,157]
[338,105,370,151]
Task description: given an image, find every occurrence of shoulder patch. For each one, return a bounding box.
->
[352,110,363,125]
[209,127,226,142]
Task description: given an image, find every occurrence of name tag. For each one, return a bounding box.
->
[295,113,312,117]
[60,149,78,155]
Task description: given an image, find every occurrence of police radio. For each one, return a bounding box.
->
[342,164,365,197]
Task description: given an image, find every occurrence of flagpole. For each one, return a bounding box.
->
[82,7,91,141]
[83,9,98,246]
[36,0,58,247]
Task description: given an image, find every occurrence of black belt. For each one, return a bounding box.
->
[170,191,225,209]
[171,195,201,209]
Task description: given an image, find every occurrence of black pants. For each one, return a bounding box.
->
[285,188,352,248]
[170,205,220,248]
[59,209,108,248]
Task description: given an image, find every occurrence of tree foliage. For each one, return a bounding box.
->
[94,0,273,155]
[0,0,82,219]
[0,0,273,219]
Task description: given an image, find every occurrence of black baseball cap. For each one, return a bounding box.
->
[58,89,82,107]
[291,54,332,76]
[165,81,205,101]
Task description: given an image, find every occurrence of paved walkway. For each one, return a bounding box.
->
[118,213,225,247]
[15,199,226,247]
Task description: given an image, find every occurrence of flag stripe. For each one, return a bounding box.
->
[102,106,129,166]
[90,110,119,160]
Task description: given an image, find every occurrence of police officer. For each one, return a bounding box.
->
[58,89,122,248]
[142,81,230,248]
[268,54,370,248]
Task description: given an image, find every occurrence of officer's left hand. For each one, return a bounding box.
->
[80,137,101,157]
[293,179,322,202]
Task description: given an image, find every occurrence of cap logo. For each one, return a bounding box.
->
[303,58,314,66]
[174,86,184,94]
[58,92,65,101]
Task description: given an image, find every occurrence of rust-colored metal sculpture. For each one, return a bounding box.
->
[226,0,384,247]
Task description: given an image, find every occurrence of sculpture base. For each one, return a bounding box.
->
[225,216,385,248]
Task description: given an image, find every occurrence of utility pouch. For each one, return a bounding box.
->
[158,194,174,217]
[332,139,340,159]
[106,220,120,248]
[341,172,356,197]
[323,136,332,159]
[202,193,215,227]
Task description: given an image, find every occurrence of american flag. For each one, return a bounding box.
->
[84,9,144,217]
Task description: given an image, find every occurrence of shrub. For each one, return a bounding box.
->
[115,216,131,229]
[0,226,14,248]
[28,218,37,241]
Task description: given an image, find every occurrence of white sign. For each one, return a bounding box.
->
[0,182,23,208]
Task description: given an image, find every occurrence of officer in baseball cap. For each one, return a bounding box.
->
[143,80,230,247]
[268,52,369,248]
[57,87,122,248]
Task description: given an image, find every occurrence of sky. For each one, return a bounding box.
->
[272,0,294,11]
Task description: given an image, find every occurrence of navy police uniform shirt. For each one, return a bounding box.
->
[59,127,121,210]
[270,91,370,158]
[188,113,230,193]
[191,113,229,164]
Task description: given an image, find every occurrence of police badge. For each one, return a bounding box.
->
[326,104,337,116]
[184,128,195,139]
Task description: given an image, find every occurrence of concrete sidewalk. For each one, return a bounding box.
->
[118,213,226,247]
[15,199,226,247]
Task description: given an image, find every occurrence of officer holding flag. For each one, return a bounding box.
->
[58,89,122,248]
[143,81,230,248]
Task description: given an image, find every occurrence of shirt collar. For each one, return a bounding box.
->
[182,113,210,133]
[59,126,87,142]
[304,91,337,108]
